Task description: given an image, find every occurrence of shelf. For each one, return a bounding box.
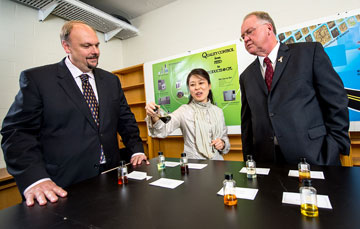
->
[122,82,145,91]
[128,101,146,106]
[230,143,242,151]
[351,140,360,145]
[119,138,147,142]
[0,169,13,183]
[113,64,143,74]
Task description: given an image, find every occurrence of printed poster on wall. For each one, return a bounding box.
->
[276,9,360,130]
[151,44,241,126]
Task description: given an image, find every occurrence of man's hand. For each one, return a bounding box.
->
[130,154,150,166]
[24,180,67,207]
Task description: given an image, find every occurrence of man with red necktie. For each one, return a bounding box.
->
[239,11,350,166]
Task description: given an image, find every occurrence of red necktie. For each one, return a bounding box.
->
[80,74,105,163]
[264,57,274,91]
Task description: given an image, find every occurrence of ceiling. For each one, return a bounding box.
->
[81,0,177,22]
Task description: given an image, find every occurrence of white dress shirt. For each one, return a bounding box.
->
[258,41,280,79]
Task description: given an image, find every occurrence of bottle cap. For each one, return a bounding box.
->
[247,155,253,161]
[300,157,306,163]
[224,172,233,180]
[302,179,312,187]
[181,153,186,157]
[158,151,163,155]
[119,160,126,166]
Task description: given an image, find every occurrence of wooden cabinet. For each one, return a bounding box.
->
[112,64,150,158]
[150,135,243,161]
[0,168,22,210]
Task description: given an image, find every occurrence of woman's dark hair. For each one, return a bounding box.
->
[186,68,214,104]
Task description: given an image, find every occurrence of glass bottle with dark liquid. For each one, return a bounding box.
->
[154,106,171,124]
[118,160,128,185]
[180,153,189,174]
[300,179,319,217]
[298,157,311,182]
[223,173,237,206]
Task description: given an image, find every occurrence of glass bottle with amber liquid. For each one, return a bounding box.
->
[246,155,257,179]
[300,179,319,217]
[117,160,128,185]
[157,151,166,170]
[180,153,189,174]
[223,173,237,206]
[298,157,311,182]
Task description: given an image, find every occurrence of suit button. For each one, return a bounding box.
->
[269,113,274,117]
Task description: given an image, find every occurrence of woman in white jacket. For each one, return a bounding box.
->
[145,68,230,160]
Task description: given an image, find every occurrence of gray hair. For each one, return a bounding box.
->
[244,11,277,35]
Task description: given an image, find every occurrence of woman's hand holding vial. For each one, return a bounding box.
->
[145,102,160,123]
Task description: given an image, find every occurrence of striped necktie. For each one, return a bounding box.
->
[80,74,105,163]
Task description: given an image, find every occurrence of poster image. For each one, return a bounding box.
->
[277,11,360,126]
[152,44,241,126]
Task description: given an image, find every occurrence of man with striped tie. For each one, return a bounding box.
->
[1,21,148,206]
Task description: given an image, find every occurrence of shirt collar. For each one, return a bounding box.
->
[65,56,95,79]
[258,41,280,67]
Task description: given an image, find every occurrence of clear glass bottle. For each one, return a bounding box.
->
[223,173,237,206]
[117,160,128,185]
[180,153,189,174]
[298,157,311,182]
[157,151,166,170]
[300,179,319,217]
[246,155,257,179]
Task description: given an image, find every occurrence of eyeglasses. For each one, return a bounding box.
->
[240,23,268,40]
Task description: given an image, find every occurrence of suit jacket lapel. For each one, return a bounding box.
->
[251,59,269,96]
[271,43,290,91]
[56,59,98,131]
[93,68,108,130]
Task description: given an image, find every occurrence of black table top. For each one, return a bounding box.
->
[1,158,360,229]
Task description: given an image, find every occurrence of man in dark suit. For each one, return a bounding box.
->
[1,21,148,206]
[240,11,350,165]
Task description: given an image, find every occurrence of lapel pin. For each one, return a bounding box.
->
[278,56,283,63]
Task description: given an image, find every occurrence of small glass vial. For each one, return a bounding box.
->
[157,151,166,170]
[300,179,319,217]
[246,155,257,179]
[298,157,311,182]
[154,107,171,124]
[180,153,189,174]
[117,160,128,185]
[223,173,237,206]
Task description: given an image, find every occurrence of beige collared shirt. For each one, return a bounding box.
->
[146,104,230,160]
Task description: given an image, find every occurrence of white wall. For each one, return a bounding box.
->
[122,0,360,67]
[0,0,123,168]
